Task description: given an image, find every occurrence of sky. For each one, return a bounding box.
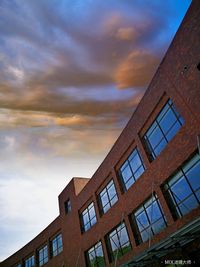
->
[0,0,192,261]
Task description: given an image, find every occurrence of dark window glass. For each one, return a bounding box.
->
[163,153,200,219]
[119,148,145,191]
[52,234,63,257]
[64,199,71,214]
[106,222,131,262]
[25,256,35,267]
[143,99,184,161]
[16,264,22,267]
[85,241,105,267]
[99,180,118,214]
[131,195,167,244]
[39,245,48,266]
[81,202,97,232]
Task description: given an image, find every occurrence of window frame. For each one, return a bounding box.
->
[162,153,200,220]
[51,233,63,257]
[38,245,48,266]
[118,147,145,192]
[105,222,132,262]
[98,179,118,215]
[85,241,106,267]
[64,199,72,214]
[25,255,35,267]
[142,99,184,161]
[80,202,97,233]
[130,194,167,245]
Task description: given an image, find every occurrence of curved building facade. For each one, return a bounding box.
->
[1,0,200,266]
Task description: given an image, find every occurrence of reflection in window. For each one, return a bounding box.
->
[25,255,35,267]
[106,222,131,262]
[131,195,167,244]
[85,241,105,267]
[98,180,118,214]
[39,245,48,266]
[143,99,184,161]
[81,202,97,232]
[52,234,63,257]
[163,153,200,219]
[119,148,145,191]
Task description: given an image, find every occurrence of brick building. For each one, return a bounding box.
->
[1,0,200,266]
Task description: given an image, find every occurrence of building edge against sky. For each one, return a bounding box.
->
[1,0,200,266]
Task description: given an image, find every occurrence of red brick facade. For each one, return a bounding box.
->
[1,0,200,266]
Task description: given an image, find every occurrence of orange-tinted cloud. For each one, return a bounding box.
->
[114,50,160,88]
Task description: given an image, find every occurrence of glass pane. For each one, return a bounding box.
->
[89,250,96,262]
[110,195,118,206]
[179,195,199,216]
[96,243,103,257]
[130,153,142,173]
[110,234,120,251]
[101,193,109,207]
[108,184,116,200]
[195,189,200,201]
[125,177,134,190]
[121,165,132,182]
[83,213,89,225]
[146,201,162,223]
[119,227,129,246]
[58,236,62,248]
[186,162,200,191]
[154,138,167,157]
[146,121,157,138]
[44,247,48,258]
[136,211,149,231]
[171,177,192,203]
[103,203,110,213]
[148,126,163,149]
[166,121,181,141]
[89,206,96,220]
[134,165,145,180]
[100,188,106,198]
[91,216,97,226]
[159,108,177,134]
[141,229,152,242]
[152,218,166,234]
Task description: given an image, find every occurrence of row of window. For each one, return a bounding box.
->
[15,234,63,267]
[85,152,200,266]
[79,98,185,232]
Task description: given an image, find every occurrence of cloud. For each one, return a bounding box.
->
[115,27,138,41]
[114,50,160,88]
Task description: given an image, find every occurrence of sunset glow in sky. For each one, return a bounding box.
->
[0,0,191,261]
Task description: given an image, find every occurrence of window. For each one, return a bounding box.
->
[38,245,48,266]
[163,153,200,219]
[143,99,184,161]
[131,195,167,245]
[106,222,131,262]
[118,148,145,191]
[98,180,118,214]
[52,233,63,257]
[85,241,105,267]
[64,199,71,214]
[25,255,35,267]
[81,202,97,232]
